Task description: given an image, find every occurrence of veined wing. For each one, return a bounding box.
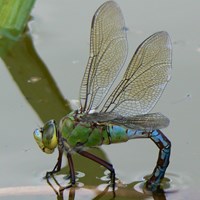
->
[79,1,128,113]
[81,112,169,131]
[110,112,169,131]
[101,31,172,116]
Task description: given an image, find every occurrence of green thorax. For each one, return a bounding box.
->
[58,111,110,150]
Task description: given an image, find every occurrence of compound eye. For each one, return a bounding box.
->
[33,128,44,151]
[33,120,58,154]
[43,121,56,141]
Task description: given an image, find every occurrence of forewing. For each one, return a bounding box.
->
[101,31,172,116]
[79,1,128,112]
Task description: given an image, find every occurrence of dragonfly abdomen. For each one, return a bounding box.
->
[107,125,145,144]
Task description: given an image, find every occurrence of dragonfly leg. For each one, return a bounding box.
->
[67,153,76,185]
[57,153,75,192]
[78,150,116,191]
[46,149,63,178]
[147,129,171,191]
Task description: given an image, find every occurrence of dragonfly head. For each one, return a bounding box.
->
[33,120,58,154]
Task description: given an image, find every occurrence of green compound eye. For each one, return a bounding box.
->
[33,120,58,154]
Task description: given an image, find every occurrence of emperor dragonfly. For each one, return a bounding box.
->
[33,1,172,191]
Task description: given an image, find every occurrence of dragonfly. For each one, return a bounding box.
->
[33,1,172,192]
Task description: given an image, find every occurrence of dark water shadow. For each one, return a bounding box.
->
[0,32,70,122]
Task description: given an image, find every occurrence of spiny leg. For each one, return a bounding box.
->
[67,153,76,185]
[146,129,171,191]
[46,152,75,193]
[46,149,63,178]
[58,153,75,191]
[78,150,116,191]
[46,172,63,195]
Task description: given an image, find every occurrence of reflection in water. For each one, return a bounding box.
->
[0,33,70,122]
[44,171,184,199]
[0,172,186,198]
[46,172,171,200]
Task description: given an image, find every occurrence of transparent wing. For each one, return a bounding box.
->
[101,31,172,116]
[81,112,169,131]
[79,1,128,113]
[110,112,170,131]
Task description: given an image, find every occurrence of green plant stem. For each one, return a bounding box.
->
[0,0,36,39]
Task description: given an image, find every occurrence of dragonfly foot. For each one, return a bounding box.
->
[145,178,163,192]
[45,170,58,178]
[45,157,62,178]
[59,183,73,192]
[46,171,53,179]
[110,171,116,191]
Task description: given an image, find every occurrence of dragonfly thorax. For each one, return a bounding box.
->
[58,111,111,152]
